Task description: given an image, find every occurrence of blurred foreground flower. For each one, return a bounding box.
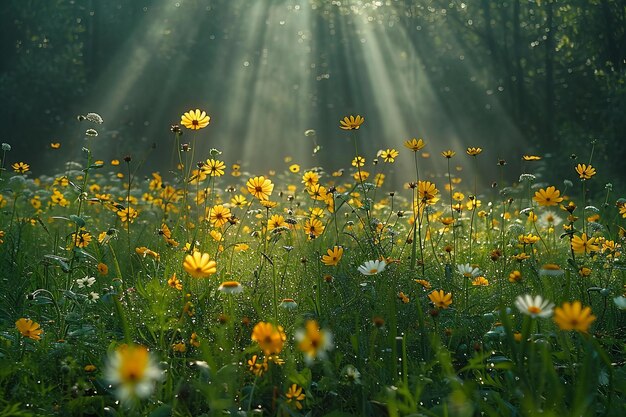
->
[15,318,43,341]
[296,320,333,364]
[105,344,162,403]
[553,301,596,332]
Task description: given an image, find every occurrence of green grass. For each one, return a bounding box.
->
[0,116,624,416]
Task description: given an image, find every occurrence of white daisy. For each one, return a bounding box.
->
[357,260,387,276]
[457,263,480,278]
[76,276,96,288]
[514,294,554,318]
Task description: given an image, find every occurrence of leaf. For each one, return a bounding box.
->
[69,214,86,227]
[148,405,172,417]
[31,296,54,305]
[43,255,70,272]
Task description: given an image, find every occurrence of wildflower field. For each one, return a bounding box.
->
[0,110,625,417]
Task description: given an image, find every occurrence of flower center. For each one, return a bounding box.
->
[528,306,541,314]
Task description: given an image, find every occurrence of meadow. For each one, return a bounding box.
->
[0,110,625,416]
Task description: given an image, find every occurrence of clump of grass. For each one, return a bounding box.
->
[0,112,624,416]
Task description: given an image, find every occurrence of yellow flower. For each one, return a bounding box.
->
[231,163,241,177]
[181,109,210,130]
[12,162,30,173]
[304,218,324,238]
[321,246,343,266]
[231,195,248,208]
[571,233,599,254]
[418,181,439,205]
[105,344,162,403]
[339,115,364,130]
[15,318,43,341]
[296,320,333,363]
[234,243,249,252]
[440,217,455,226]
[208,205,231,227]
[508,270,523,283]
[518,233,540,245]
[285,384,306,410]
[246,176,274,200]
[116,207,138,223]
[404,138,425,152]
[441,150,456,158]
[247,354,269,377]
[135,247,160,260]
[466,147,482,156]
[379,148,399,163]
[398,292,410,303]
[159,223,179,247]
[302,171,319,187]
[428,290,452,309]
[522,155,542,161]
[268,214,286,230]
[452,192,465,202]
[183,252,217,278]
[97,263,109,275]
[166,273,181,290]
[351,156,366,167]
[251,322,286,355]
[553,301,596,332]
[50,142,61,149]
[533,186,564,207]
[71,231,92,248]
[172,341,186,353]
[218,281,244,294]
[539,263,564,276]
[202,159,225,177]
[414,279,432,289]
[353,171,369,182]
[575,163,596,180]
[472,276,489,286]
[289,164,300,173]
[307,183,327,201]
